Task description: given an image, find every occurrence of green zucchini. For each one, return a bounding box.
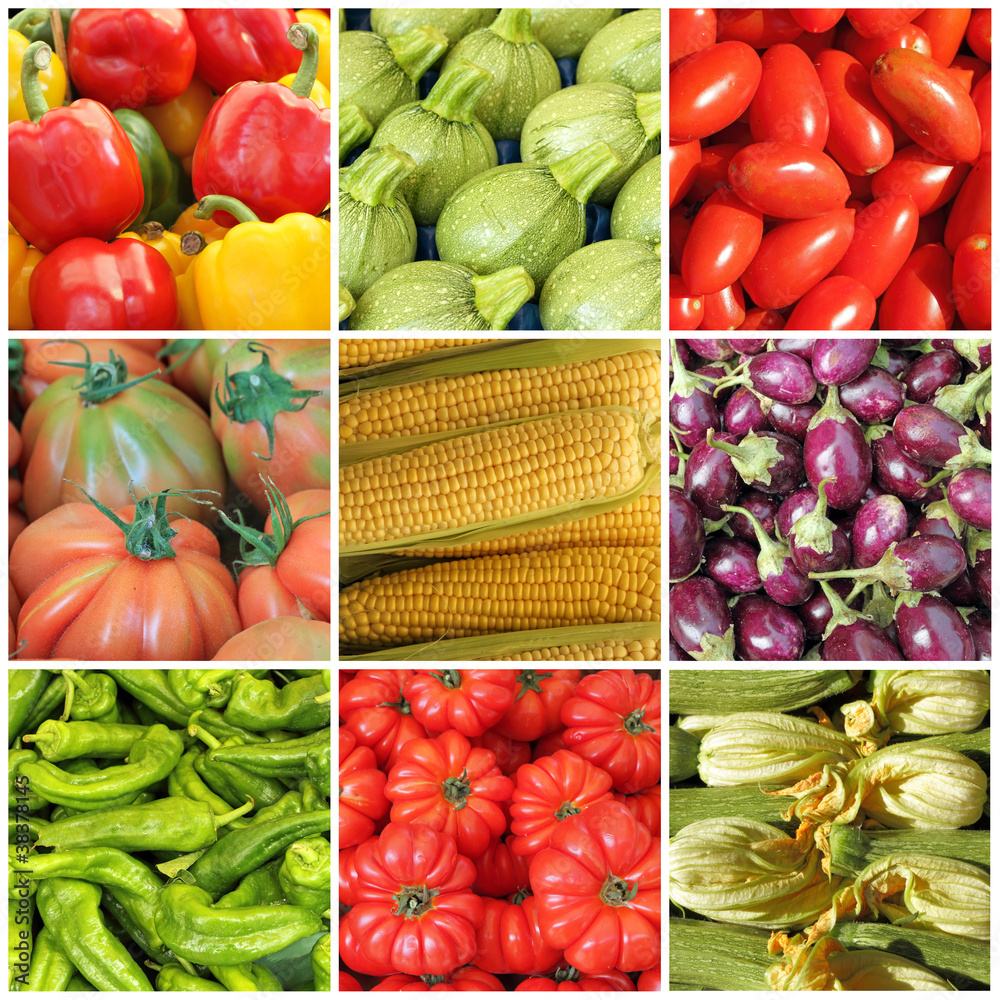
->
[339,284,356,324]
[339,26,448,129]
[539,238,661,330]
[520,83,660,204]
[369,9,498,56]
[528,8,621,59]
[338,144,417,300]
[441,8,561,141]
[576,9,661,92]
[339,103,373,165]
[610,153,660,250]
[339,9,345,32]
[348,261,534,331]
[370,59,498,226]
[435,141,620,289]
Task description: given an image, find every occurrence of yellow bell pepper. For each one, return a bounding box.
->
[277,73,331,108]
[186,196,330,330]
[116,224,192,276]
[171,205,230,244]
[138,75,216,161]
[9,28,66,121]
[9,233,45,330]
[295,10,331,90]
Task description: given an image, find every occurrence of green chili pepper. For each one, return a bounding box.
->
[34,795,252,852]
[311,933,331,991]
[168,747,247,818]
[16,725,184,810]
[102,670,192,725]
[61,670,120,723]
[9,749,46,813]
[144,150,195,230]
[304,744,332,797]
[65,974,96,991]
[26,926,76,992]
[8,894,34,991]
[299,778,328,812]
[210,961,284,992]
[9,670,49,739]
[21,720,149,762]
[153,883,323,964]
[189,721,288,809]
[217,858,286,908]
[278,837,331,912]
[8,814,49,846]
[35,878,154,991]
[223,673,331,731]
[98,888,175,966]
[154,964,228,992]
[186,809,332,898]
[187,708,272,745]
[206,727,331,778]
[252,790,304,824]
[113,110,170,224]
[17,674,69,741]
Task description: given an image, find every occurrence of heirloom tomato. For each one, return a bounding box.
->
[403,670,517,738]
[614,786,662,837]
[11,488,240,660]
[560,669,661,794]
[471,836,531,898]
[160,337,240,409]
[515,968,636,991]
[210,617,331,661]
[385,729,513,858]
[210,340,330,512]
[340,972,362,990]
[474,896,562,976]
[470,729,530,776]
[340,915,396,977]
[372,967,505,991]
[492,669,581,741]
[339,727,389,849]
[19,359,224,525]
[8,421,20,468]
[509,749,614,857]
[350,822,485,976]
[529,801,661,974]
[340,836,376,907]
[339,669,425,770]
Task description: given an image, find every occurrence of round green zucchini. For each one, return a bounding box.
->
[339,284,356,324]
[610,154,661,250]
[349,261,534,331]
[339,103,373,165]
[576,9,661,92]
[528,8,621,59]
[539,238,661,331]
[369,9,498,56]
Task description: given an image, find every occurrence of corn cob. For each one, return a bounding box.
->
[339,339,499,369]
[339,407,654,550]
[340,349,661,442]
[339,545,660,649]
[487,638,660,661]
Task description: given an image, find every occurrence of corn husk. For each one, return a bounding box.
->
[847,854,990,941]
[871,669,989,734]
[698,712,861,788]
[669,817,841,930]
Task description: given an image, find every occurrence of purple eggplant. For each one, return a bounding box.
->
[952,338,991,370]
[893,403,993,471]
[713,351,818,405]
[967,609,991,661]
[942,568,979,606]
[839,365,905,424]
[669,341,721,448]
[766,400,822,442]
[720,504,814,606]
[810,534,967,592]
[772,338,815,360]
[895,592,975,660]
[811,338,878,386]
[947,467,990,530]
[870,428,935,502]
[685,338,735,362]
[851,494,908,568]
[727,338,768,354]
[776,486,821,539]
[967,529,991,606]
[821,619,903,660]
[786,477,851,574]
[684,432,742,520]
[796,579,858,639]
[669,577,735,660]
[669,634,693,660]
[669,488,706,582]
[707,428,804,496]
[803,386,872,510]
[733,593,805,661]
[900,349,963,403]
[729,490,780,543]
[704,537,763,594]
[912,494,964,540]
[724,386,772,437]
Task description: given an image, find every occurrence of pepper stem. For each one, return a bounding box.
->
[20,40,51,123]
[194,195,260,225]
[286,23,320,99]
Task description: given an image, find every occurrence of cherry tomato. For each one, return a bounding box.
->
[670,274,705,329]
[700,281,746,331]
[966,9,992,62]
[952,234,991,331]
[669,41,762,142]
[737,308,786,331]
[828,193,919,296]
[740,208,856,309]
[847,8,924,38]
[716,9,804,46]
[669,139,701,207]
[681,187,763,295]
[943,153,991,255]
[971,73,991,158]
[912,9,971,66]
[789,9,846,34]
[879,243,956,330]
[728,142,850,219]
[870,144,970,216]
[784,275,876,329]
[749,43,829,148]
[815,49,895,175]
[669,8,717,69]
[870,48,982,163]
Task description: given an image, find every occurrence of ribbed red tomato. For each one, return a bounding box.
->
[614,786,662,837]
[470,836,531,898]
[385,729,513,858]
[492,669,581,741]
[339,669,424,770]
[403,670,517,738]
[473,896,562,975]
[515,968,636,991]
[529,801,661,974]
[560,669,661,794]
[209,617,330,661]
[372,967,505,992]
[339,727,389,849]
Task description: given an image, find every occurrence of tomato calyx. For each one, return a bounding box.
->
[623,706,656,737]
[430,669,463,690]
[512,668,556,701]
[214,342,324,460]
[42,339,163,403]
[441,769,473,809]
[555,798,582,822]
[600,872,640,907]
[393,882,439,919]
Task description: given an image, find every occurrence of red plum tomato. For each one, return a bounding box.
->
[879,243,956,330]
[749,43,829,148]
[784,275,876,329]
[952,234,991,331]
[681,187,763,295]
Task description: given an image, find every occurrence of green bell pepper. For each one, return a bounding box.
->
[144,151,194,229]
[112,110,171,224]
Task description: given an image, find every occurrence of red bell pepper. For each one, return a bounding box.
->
[191,23,331,224]
[67,8,197,109]
[9,42,145,255]
[186,8,299,94]
[29,238,180,331]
